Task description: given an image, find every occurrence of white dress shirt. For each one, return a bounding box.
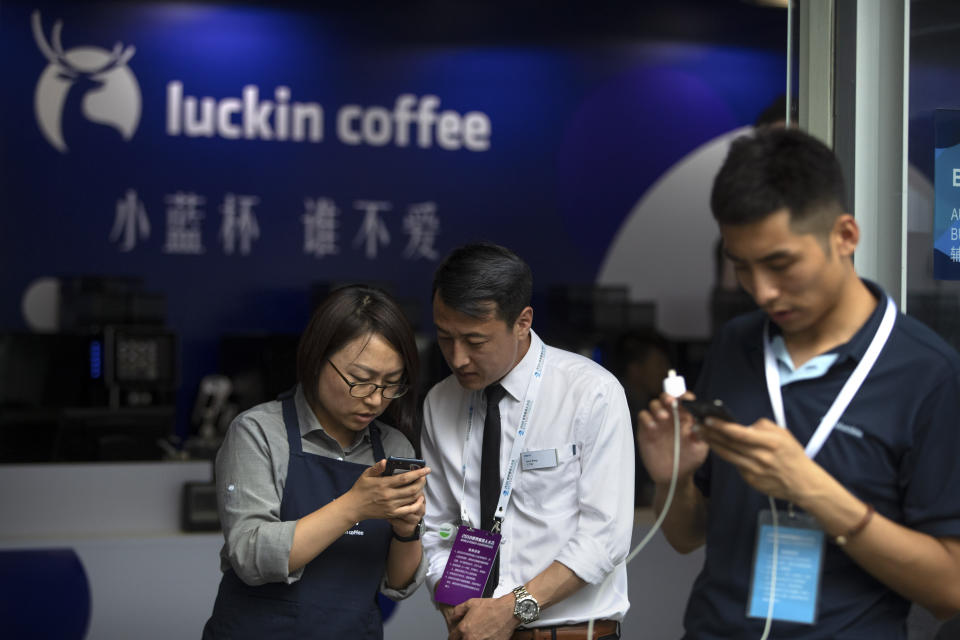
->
[421,330,634,625]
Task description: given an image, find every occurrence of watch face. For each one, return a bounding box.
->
[518,600,538,619]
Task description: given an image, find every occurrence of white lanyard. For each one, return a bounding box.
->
[763,296,897,460]
[457,342,547,531]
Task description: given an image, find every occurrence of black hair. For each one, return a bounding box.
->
[611,329,672,379]
[711,127,847,232]
[432,242,533,324]
[753,94,797,128]
[296,284,420,440]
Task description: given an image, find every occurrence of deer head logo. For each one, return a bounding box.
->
[32,10,141,153]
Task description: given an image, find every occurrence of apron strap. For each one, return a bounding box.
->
[280,389,303,456]
[369,424,386,463]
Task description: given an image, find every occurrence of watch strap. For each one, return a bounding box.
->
[512,585,540,623]
[392,519,423,542]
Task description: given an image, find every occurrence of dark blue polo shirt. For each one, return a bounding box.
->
[684,280,960,639]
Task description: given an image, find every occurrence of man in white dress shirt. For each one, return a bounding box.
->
[421,242,635,640]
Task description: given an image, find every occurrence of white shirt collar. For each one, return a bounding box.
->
[497,329,543,402]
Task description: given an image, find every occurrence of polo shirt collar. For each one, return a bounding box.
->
[769,335,838,384]
[763,278,887,372]
[294,383,370,449]
[828,278,887,365]
[496,329,543,402]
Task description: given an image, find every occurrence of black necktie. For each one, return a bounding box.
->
[480,383,506,597]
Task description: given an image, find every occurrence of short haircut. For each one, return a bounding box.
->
[753,94,797,128]
[296,284,420,439]
[611,329,672,379]
[432,242,533,325]
[711,127,847,232]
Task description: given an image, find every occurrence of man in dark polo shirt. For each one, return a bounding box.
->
[638,127,960,638]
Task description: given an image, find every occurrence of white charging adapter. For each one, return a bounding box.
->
[662,369,687,398]
[624,369,685,569]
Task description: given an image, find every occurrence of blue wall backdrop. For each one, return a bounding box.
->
[0,1,786,439]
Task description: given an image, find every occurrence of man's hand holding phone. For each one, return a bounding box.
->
[637,390,710,485]
[680,398,737,425]
[689,405,821,504]
[674,395,822,504]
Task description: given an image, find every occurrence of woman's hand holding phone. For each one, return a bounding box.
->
[384,456,425,475]
[347,459,430,522]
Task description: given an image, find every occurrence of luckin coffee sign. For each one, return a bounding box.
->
[166,82,491,151]
[32,10,492,154]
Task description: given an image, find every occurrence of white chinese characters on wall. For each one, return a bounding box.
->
[302,197,339,258]
[111,189,150,252]
[403,201,440,260]
[221,194,261,256]
[109,189,440,260]
[164,191,205,254]
[353,200,391,259]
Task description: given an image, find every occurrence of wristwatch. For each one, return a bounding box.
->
[512,585,540,624]
[392,519,423,542]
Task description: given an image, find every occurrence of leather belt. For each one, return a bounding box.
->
[511,620,619,640]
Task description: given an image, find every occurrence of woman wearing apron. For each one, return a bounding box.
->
[203,285,429,639]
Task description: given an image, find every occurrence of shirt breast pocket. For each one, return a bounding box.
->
[518,443,580,516]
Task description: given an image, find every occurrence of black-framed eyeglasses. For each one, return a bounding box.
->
[328,360,409,399]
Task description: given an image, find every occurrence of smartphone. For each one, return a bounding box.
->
[680,398,737,424]
[383,456,425,475]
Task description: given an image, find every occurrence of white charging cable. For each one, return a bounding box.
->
[587,369,779,640]
[759,495,778,640]
[649,372,779,640]
[626,369,685,562]
[586,370,685,639]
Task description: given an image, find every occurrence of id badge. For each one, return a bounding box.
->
[434,526,501,606]
[521,448,558,471]
[747,509,824,625]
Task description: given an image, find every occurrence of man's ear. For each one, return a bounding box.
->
[832,214,859,258]
[514,306,533,338]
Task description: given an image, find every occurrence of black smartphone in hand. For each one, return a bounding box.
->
[680,398,737,424]
[383,456,425,475]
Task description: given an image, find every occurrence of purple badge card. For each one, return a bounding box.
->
[434,526,501,606]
